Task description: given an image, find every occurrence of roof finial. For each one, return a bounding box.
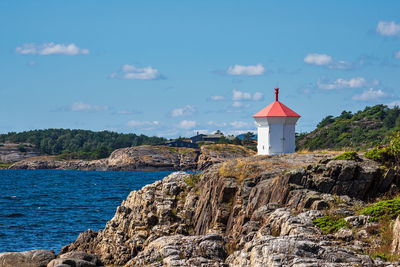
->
[275,87,279,101]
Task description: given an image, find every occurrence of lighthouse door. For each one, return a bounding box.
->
[269,123,284,154]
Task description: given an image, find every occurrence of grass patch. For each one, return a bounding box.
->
[0,162,12,168]
[366,219,397,262]
[332,151,361,161]
[360,197,400,222]
[184,173,201,187]
[219,158,265,185]
[312,216,348,234]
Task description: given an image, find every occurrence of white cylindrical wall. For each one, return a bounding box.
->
[254,116,299,155]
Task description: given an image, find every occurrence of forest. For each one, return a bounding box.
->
[0,129,166,159]
[296,104,400,151]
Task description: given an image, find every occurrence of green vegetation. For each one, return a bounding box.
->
[297,105,400,151]
[0,162,12,168]
[364,131,400,166]
[184,173,201,187]
[312,216,348,234]
[371,253,390,262]
[0,129,165,160]
[332,151,361,161]
[360,197,400,222]
[365,147,391,163]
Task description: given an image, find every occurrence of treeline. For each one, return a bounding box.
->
[0,129,166,159]
[296,104,400,151]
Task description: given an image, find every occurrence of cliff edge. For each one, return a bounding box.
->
[60,153,400,266]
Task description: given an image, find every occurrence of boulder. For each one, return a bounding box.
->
[335,228,354,241]
[124,234,227,266]
[58,251,102,266]
[47,258,96,267]
[0,250,55,267]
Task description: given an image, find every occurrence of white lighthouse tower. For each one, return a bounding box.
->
[253,88,300,155]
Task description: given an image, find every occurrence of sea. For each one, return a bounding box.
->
[0,169,174,253]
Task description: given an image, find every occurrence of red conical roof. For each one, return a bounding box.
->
[253,88,300,118]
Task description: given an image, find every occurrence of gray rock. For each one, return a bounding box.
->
[58,251,102,266]
[47,258,96,267]
[125,234,227,266]
[334,228,354,241]
[344,215,369,227]
[0,250,55,267]
[357,229,368,239]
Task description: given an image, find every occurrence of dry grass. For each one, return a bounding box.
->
[365,218,398,262]
[219,157,275,184]
[296,149,341,155]
[204,144,256,155]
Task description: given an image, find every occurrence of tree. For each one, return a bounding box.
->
[243,132,255,145]
[214,130,224,135]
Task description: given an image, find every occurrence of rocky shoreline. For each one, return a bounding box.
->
[8,144,255,171]
[3,152,400,266]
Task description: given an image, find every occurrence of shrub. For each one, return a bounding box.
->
[17,144,27,152]
[184,173,200,187]
[360,197,400,222]
[365,147,391,163]
[371,253,389,262]
[312,216,348,234]
[332,151,361,161]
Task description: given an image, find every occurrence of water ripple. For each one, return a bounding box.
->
[0,169,172,253]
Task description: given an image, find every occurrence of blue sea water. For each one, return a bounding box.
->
[0,169,173,253]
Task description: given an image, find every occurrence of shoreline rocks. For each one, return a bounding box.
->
[5,153,400,266]
[8,144,255,171]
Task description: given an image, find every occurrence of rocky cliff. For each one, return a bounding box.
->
[60,153,400,266]
[9,144,255,171]
[0,143,40,165]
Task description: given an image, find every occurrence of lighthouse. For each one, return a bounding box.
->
[253,88,300,155]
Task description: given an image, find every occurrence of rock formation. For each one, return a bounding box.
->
[9,144,255,171]
[60,153,400,266]
[0,250,55,267]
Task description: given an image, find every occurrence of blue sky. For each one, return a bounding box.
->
[1,1,400,138]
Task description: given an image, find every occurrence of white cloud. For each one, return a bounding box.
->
[304,53,332,66]
[304,53,352,69]
[376,21,400,36]
[233,89,251,101]
[232,101,243,108]
[387,100,400,107]
[395,51,400,59]
[227,64,265,76]
[211,95,225,101]
[71,102,108,112]
[253,92,263,101]
[317,77,367,90]
[171,105,195,117]
[16,43,89,55]
[126,120,160,127]
[232,89,263,101]
[352,88,386,101]
[230,121,249,129]
[179,120,196,130]
[208,121,227,127]
[111,64,161,80]
[113,109,141,115]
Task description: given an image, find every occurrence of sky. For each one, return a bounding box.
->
[1,1,400,138]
